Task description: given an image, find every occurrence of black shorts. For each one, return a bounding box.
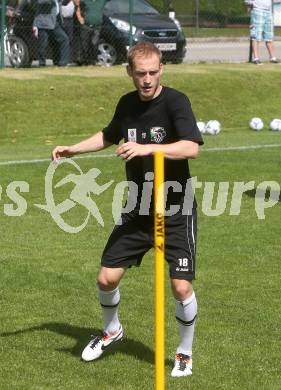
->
[101,209,197,281]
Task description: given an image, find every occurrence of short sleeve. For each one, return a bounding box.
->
[168,92,204,145]
[102,98,124,145]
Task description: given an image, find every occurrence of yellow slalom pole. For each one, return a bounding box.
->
[154,151,165,390]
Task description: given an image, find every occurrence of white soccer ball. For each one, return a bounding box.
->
[205,120,221,135]
[269,118,281,131]
[249,117,264,131]
[197,121,206,134]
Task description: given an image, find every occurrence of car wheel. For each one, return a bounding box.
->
[96,40,117,66]
[8,36,31,68]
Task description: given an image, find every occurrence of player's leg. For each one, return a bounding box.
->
[97,266,127,335]
[82,212,151,362]
[170,279,197,377]
[81,266,126,362]
[165,210,198,377]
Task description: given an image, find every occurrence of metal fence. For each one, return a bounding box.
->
[1,0,281,68]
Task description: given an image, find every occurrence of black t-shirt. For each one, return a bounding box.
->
[103,86,203,212]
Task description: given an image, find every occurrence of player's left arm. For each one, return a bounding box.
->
[116,140,199,161]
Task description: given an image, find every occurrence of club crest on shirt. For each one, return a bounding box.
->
[128,128,137,142]
[150,127,166,143]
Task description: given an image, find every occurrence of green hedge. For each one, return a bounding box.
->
[148,0,247,16]
[148,0,249,26]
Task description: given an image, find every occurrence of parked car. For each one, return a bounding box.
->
[6,0,186,67]
[99,0,186,65]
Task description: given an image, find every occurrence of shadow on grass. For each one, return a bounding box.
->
[0,322,174,367]
[244,188,281,202]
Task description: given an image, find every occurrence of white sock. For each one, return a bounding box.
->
[175,292,197,356]
[98,285,121,335]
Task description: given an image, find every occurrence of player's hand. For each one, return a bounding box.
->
[52,146,75,162]
[116,142,152,161]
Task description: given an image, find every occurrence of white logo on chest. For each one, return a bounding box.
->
[150,127,166,143]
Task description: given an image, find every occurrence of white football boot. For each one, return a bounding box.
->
[81,326,123,362]
[171,353,192,377]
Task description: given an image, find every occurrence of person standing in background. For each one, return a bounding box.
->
[74,0,108,65]
[61,0,75,60]
[33,0,70,66]
[245,0,279,64]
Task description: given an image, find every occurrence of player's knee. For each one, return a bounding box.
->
[171,280,193,300]
[97,274,119,291]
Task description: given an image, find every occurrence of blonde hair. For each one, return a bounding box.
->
[127,42,162,69]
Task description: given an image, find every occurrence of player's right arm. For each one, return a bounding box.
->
[52,131,112,161]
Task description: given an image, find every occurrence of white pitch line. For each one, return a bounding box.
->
[203,143,281,152]
[0,154,116,166]
[0,144,281,166]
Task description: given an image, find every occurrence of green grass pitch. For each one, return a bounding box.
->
[0,64,280,389]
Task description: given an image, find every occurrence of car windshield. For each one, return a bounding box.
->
[104,0,159,15]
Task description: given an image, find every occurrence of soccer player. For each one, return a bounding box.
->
[52,42,203,377]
